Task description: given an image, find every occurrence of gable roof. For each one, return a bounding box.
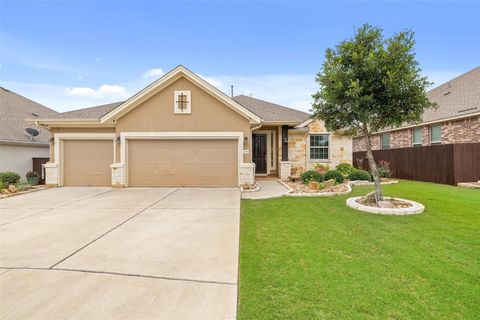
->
[233,95,310,123]
[100,65,262,124]
[422,66,480,123]
[0,87,58,145]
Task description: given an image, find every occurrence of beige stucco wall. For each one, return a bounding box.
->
[283,119,352,173]
[116,77,251,162]
[48,127,115,162]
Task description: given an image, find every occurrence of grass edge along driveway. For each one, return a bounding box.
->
[238,180,479,320]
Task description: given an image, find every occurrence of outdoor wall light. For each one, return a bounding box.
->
[115,136,121,143]
[49,137,54,143]
[244,136,249,144]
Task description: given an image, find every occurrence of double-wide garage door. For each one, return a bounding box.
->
[128,139,238,187]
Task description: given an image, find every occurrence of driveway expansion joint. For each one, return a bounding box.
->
[1,267,236,286]
[48,188,180,269]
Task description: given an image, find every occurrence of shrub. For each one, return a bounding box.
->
[313,163,330,174]
[26,171,40,178]
[301,170,324,184]
[377,160,392,178]
[335,163,355,176]
[324,170,344,184]
[0,171,20,186]
[348,170,371,181]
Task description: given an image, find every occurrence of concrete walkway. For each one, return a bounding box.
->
[0,187,240,320]
[242,180,290,199]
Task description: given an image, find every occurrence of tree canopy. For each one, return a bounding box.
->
[312,24,435,135]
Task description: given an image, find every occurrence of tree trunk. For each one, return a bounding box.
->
[363,126,383,202]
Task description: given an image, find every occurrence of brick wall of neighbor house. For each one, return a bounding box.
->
[443,116,480,144]
[352,116,480,152]
[353,135,380,152]
[287,119,352,173]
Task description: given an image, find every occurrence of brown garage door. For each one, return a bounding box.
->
[63,140,113,186]
[128,139,238,187]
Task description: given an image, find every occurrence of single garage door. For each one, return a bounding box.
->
[128,139,238,187]
[63,140,113,186]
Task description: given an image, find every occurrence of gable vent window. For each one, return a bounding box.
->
[174,90,191,114]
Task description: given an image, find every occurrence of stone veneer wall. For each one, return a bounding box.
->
[352,116,480,152]
[285,119,353,173]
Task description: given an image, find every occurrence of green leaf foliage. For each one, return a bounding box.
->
[312,24,436,134]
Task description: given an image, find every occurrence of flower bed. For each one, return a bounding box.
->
[279,180,352,197]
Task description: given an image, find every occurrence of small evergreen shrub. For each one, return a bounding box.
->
[0,171,20,186]
[377,160,392,178]
[301,170,324,184]
[348,170,371,181]
[324,170,344,183]
[335,163,355,176]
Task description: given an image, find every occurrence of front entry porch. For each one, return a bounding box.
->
[252,128,278,177]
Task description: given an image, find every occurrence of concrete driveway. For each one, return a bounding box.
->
[0,187,240,319]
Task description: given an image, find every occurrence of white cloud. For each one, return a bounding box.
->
[65,84,127,99]
[142,68,165,79]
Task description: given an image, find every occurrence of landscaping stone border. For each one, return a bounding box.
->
[278,180,352,197]
[346,196,424,215]
[348,180,399,186]
[239,184,260,193]
[0,186,47,199]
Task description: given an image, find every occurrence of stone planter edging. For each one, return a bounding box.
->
[0,186,47,200]
[240,184,260,193]
[346,196,424,215]
[348,180,399,187]
[278,180,352,197]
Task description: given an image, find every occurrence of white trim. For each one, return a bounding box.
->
[53,133,116,186]
[100,66,262,124]
[119,131,244,187]
[295,118,313,128]
[307,133,331,162]
[174,90,191,114]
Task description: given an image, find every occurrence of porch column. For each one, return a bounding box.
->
[281,125,289,161]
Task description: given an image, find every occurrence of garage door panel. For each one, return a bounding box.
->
[128,139,238,187]
[63,140,113,186]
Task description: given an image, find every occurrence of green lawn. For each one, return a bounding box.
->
[239,181,480,319]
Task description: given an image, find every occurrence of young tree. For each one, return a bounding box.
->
[312,24,435,202]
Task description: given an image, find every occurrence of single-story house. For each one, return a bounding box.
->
[353,66,480,151]
[31,66,352,188]
[0,87,58,182]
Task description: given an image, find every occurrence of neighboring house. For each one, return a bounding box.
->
[0,87,58,182]
[353,67,480,152]
[31,66,352,188]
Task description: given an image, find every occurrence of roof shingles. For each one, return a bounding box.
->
[0,87,58,144]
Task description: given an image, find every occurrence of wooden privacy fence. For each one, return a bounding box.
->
[353,143,480,185]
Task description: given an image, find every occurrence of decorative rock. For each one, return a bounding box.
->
[8,185,17,193]
[324,179,335,188]
[380,178,390,182]
[377,200,395,208]
[308,181,320,190]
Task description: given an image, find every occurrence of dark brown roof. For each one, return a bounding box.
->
[232,95,310,122]
[0,87,58,144]
[423,66,480,123]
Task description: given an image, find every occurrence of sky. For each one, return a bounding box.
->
[0,1,479,113]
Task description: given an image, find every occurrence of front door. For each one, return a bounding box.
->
[252,134,267,174]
